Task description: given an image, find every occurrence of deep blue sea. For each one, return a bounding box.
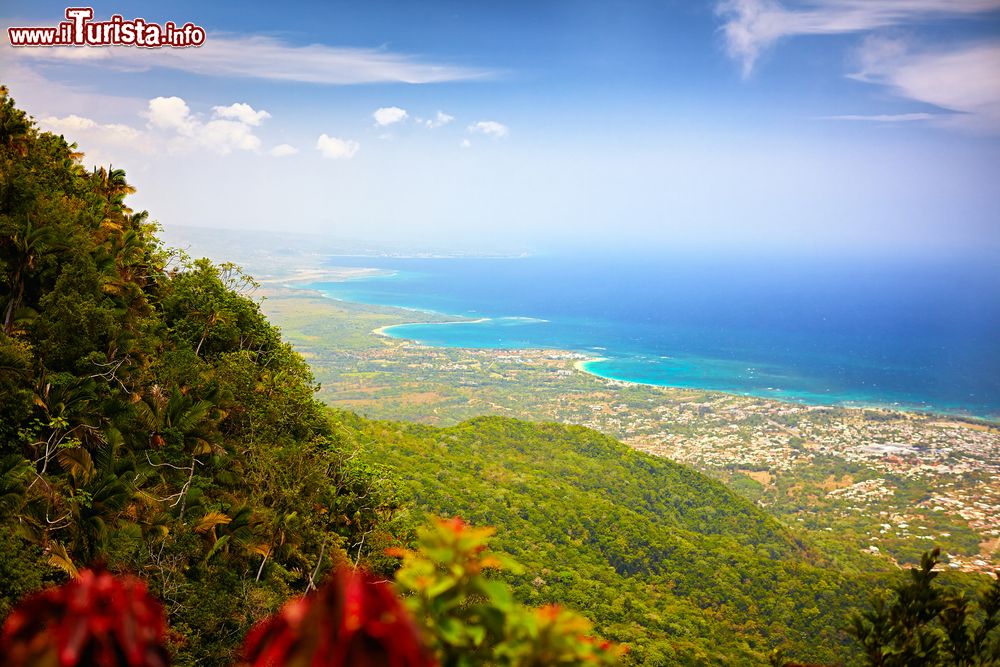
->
[306,255,1000,419]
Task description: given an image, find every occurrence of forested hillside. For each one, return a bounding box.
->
[2,87,997,667]
[0,88,400,665]
[342,412,882,664]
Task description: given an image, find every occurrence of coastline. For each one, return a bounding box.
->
[576,355,999,424]
[370,315,998,423]
[258,275,1000,574]
[373,317,526,339]
[305,281,999,424]
[573,356,608,373]
[259,266,395,285]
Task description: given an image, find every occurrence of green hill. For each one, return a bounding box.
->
[0,88,402,665]
[0,84,871,666]
[342,412,883,664]
[6,85,993,667]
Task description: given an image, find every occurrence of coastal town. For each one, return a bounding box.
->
[253,284,1000,576]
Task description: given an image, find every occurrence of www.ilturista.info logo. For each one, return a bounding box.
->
[7,7,206,48]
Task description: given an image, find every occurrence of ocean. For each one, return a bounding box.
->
[304,254,1000,419]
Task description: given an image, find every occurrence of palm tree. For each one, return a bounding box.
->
[135,387,227,520]
[134,387,224,456]
[91,165,136,215]
[31,376,99,477]
[0,453,31,517]
[72,470,130,563]
[0,86,31,159]
[3,218,54,334]
[199,505,266,568]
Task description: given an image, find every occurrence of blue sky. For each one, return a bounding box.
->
[1,0,999,257]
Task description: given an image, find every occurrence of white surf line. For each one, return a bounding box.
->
[372,317,491,337]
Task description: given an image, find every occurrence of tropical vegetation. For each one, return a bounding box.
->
[0,85,997,666]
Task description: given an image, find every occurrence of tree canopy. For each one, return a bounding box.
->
[1,86,996,667]
[0,87,400,665]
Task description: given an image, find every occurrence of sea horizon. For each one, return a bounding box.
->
[304,254,1000,421]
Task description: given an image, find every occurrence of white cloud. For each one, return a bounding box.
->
[269,143,299,157]
[716,0,1000,77]
[3,33,490,85]
[145,96,266,153]
[40,114,97,132]
[461,138,472,149]
[146,96,197,133]
[316,134,360,159]
[467,120,509,138]
[198,119,261,153]
[212,102,271,126]
[823,112,935,122]
[424,111,455,128]
[849,40,1000,132]
[373,106,408,126]
[39,114,149,151]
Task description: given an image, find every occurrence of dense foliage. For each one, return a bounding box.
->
[393,516,627,667]
[0,88,400,665]
[2,518,626,667]
[2,86,996,667]
[849,548,999,666]
[344,412,903,664]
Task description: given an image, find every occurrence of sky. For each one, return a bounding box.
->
[1,0,999,258]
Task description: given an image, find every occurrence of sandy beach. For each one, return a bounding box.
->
[573,356,608,373]
[259,266,393,285]
[373,318,491,338]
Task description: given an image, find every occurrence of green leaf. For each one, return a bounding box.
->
[204,534,230,562]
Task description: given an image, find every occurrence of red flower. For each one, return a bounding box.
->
[0,567,169,667]
[242,565,435,667]
[443,516,467,534]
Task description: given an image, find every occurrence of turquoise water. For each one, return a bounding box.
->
[307,255,1000,419]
